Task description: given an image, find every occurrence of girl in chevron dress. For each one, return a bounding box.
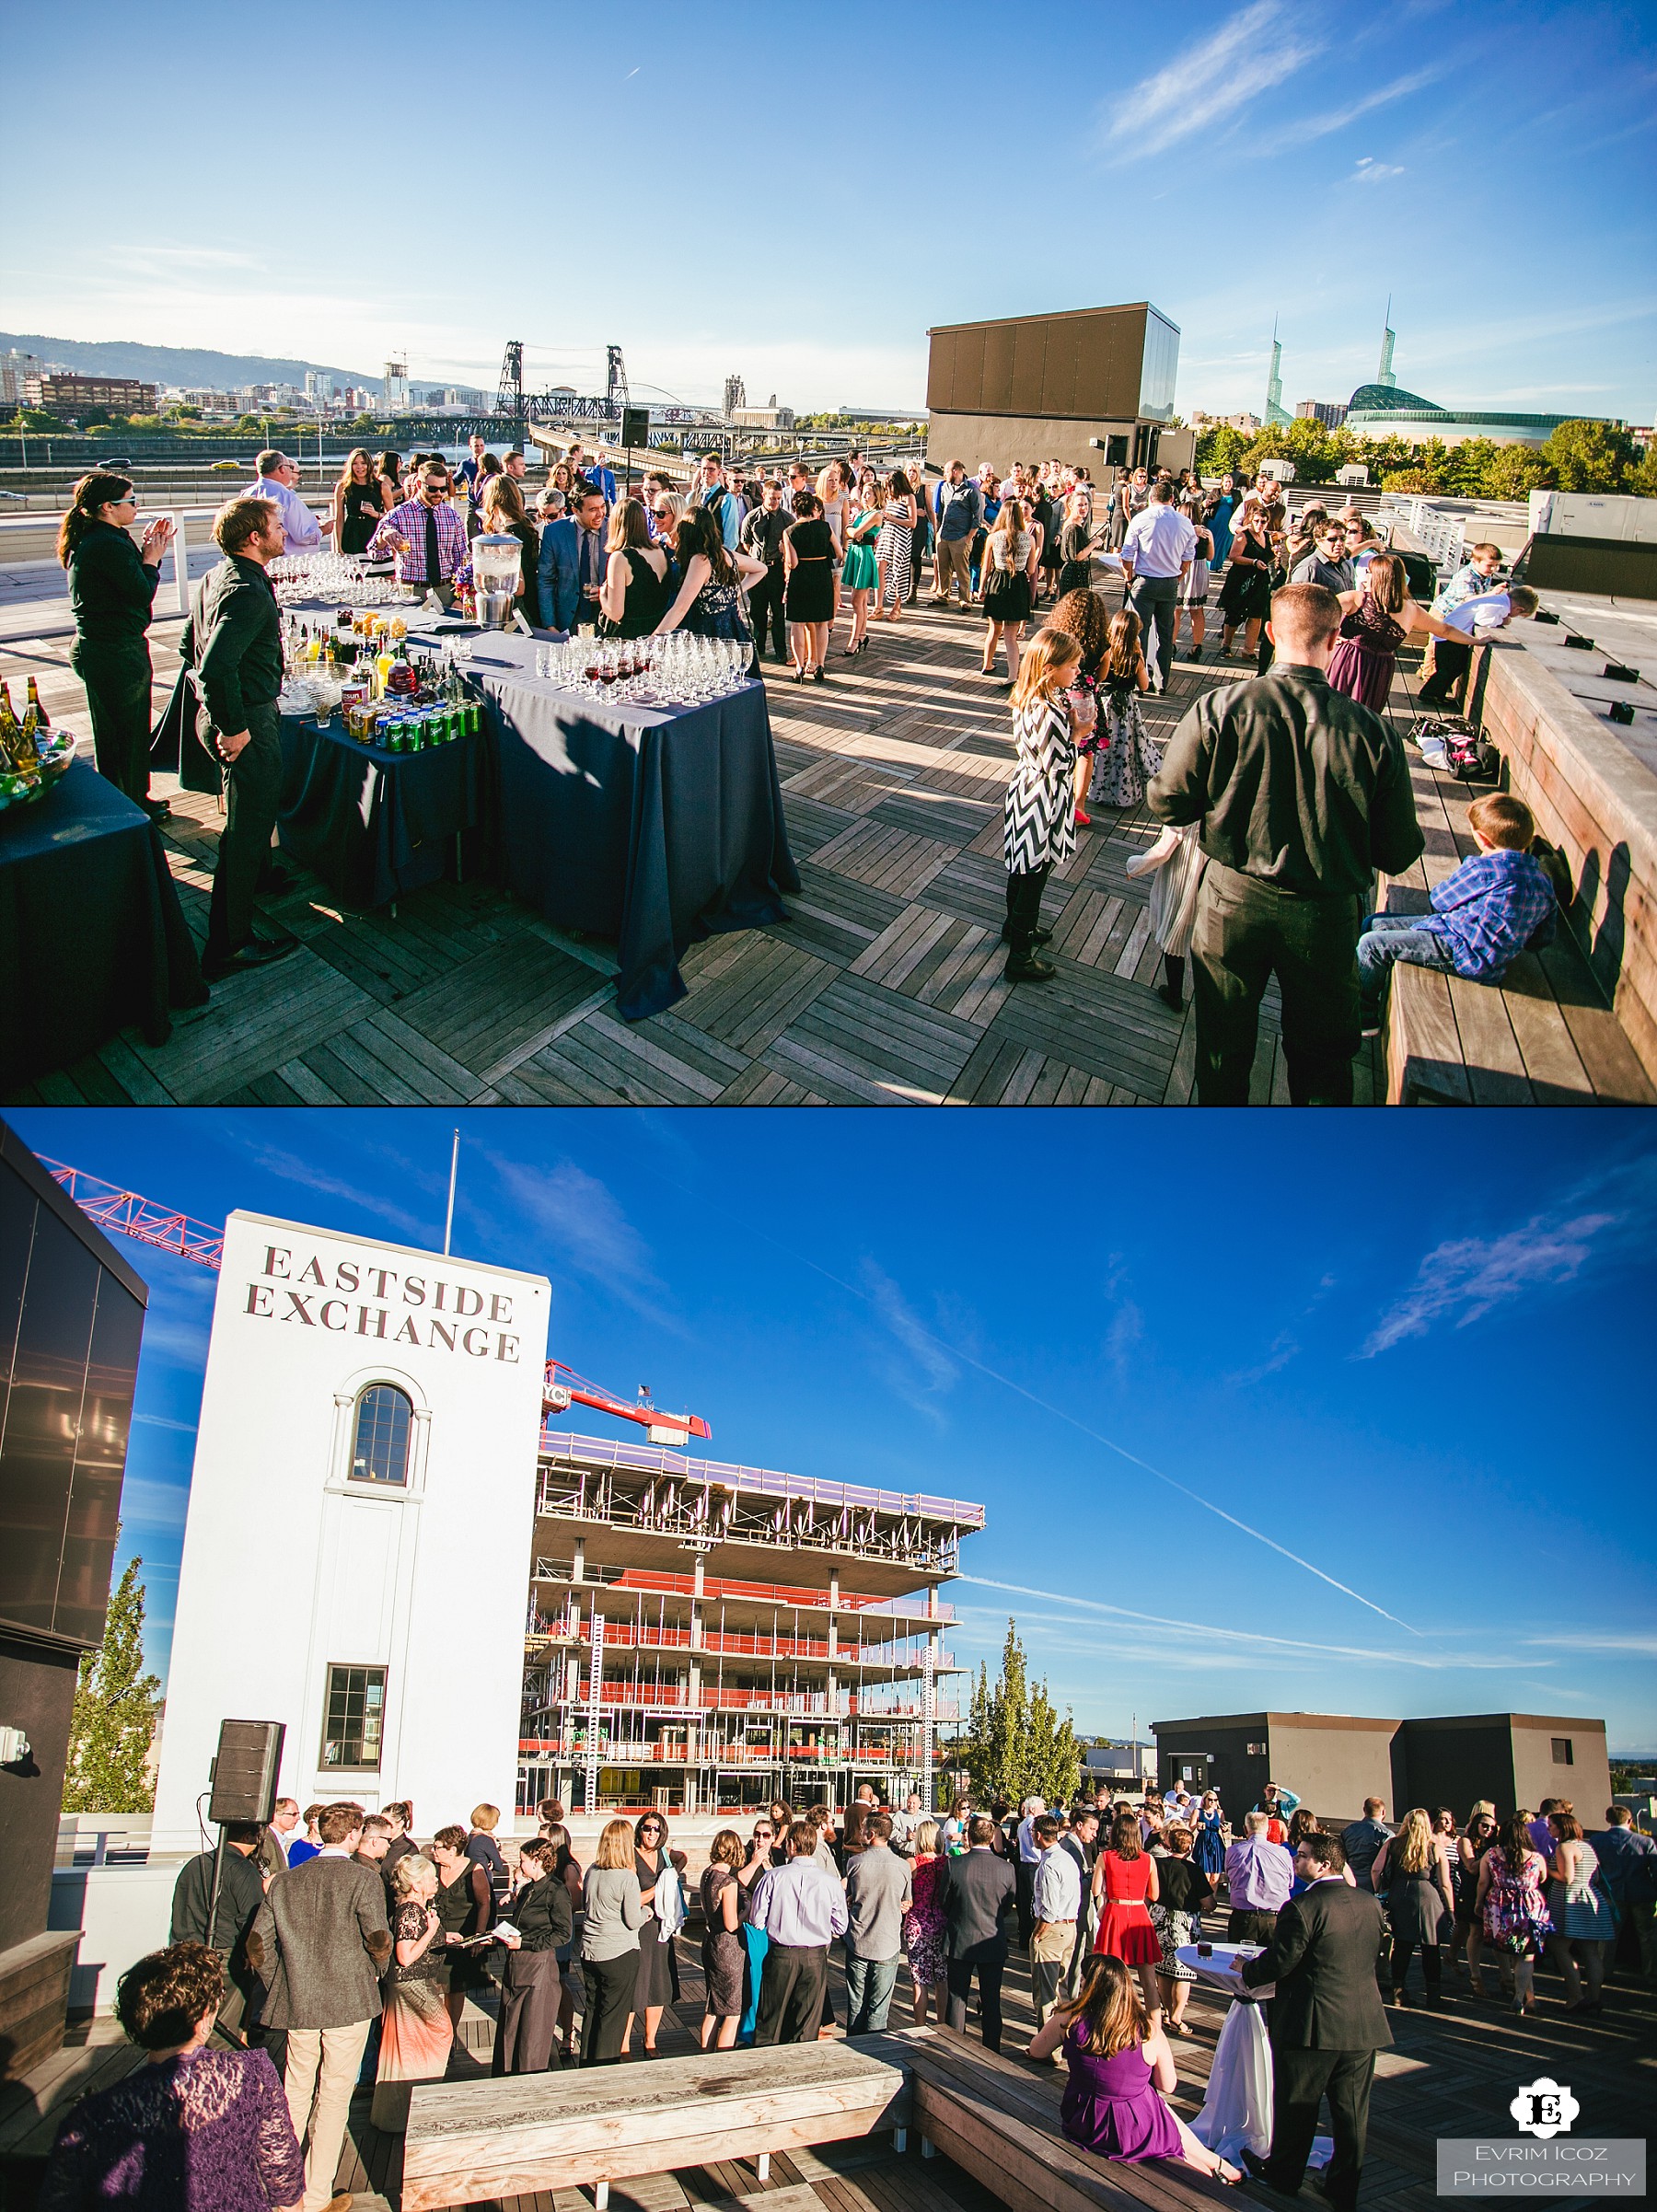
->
[1002,627,1083,982]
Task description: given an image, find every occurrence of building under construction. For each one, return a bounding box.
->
[518,1432,982,1820]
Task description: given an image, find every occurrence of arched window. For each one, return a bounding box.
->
[350,1384,411,1486]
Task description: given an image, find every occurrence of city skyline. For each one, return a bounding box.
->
[5,0,1652,424]
[10,1108,1654,1755]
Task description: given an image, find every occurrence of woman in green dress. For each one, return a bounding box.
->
[840,482,884,656]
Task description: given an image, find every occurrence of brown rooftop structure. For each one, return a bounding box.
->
[1153,1708,1613,1826]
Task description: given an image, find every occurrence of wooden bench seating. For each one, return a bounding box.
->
[400,2037,910,2211]
[1376,752,1655,1105]
[863,2025,1232,2212]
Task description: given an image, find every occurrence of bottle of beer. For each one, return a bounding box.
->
[25,677,50,732]
[0,681,22,770]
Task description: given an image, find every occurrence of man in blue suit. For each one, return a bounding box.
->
[538,483,608,631]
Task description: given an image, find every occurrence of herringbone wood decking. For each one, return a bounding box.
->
[2,561,1629,1106]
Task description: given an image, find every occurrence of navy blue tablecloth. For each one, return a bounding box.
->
[474,654,799,1021]
[277,714,486,909]
[0,760,207,1090]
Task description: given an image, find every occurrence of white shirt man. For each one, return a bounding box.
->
[241,452,331,557]
[1029,1817,1081,2034]
[1121,483,1198,692]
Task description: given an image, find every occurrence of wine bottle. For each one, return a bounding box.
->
[0,681,20,770]
[25,677,50,731]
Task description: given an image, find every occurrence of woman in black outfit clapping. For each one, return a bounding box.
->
[60,471,174,816]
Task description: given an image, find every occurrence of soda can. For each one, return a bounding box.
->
[466,701,482,738]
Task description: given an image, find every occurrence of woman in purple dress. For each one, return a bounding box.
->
[1327,552,1474,712]
[40,1942,304,2212]
[1026,1953,1242,2182]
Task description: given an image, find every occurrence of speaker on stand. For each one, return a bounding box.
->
[620,406,650,496]
[205,1720,285,1979]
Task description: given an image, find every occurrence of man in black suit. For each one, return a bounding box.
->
[937,1814,1017,2051]
[1239,1832,1391,2212]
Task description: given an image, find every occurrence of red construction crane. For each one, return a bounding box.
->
[42,1158,710,1446]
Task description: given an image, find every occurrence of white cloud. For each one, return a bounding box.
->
[1097,1,1321,161]
[1350,161,1406,183]
[1227,1330,1299,1384]
[859,1260,957,1422]
[210,1129,435,1242]
[1299,67,1442,139]
[1524,1633,1657,1658]
[484,1153,678,1330]
[1361,1202,1622,1356]
[133,1413,198,1433]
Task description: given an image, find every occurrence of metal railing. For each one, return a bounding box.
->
[538,1431,984,1528]
[1376,494,1465,578]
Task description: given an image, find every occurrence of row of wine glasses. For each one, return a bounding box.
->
[532,633,751,706]
[269,554,396,608]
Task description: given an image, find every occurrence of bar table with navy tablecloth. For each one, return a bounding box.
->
[0,759,208,1091]
[276,710,488,909]
[467,634,799,1021]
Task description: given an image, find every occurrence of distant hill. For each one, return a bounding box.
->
[1,332,383,392]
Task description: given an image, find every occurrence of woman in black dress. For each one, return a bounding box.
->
[479,476,542,627]
[332,447,385,555]
[375,450,403,514]
[428,1824,494,2029]
[597,495,672,639]
[1217,500,1273,660]
[627,1812,678,2056]
[782,490,835,682]
[60,471,174,814]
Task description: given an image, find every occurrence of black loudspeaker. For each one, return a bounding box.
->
[620,406,649,451]
[208,1719,286,1824]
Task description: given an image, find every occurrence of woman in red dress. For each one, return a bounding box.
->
[1093,1809,1164,2023]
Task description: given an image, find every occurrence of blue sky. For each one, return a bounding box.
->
[6,1,1653,422]
[10,1108,1655,1755]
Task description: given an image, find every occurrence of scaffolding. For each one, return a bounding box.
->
[519,1435,976,1818]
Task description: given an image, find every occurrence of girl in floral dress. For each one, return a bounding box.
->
[1093,608,1160,810]
[1475,1812,1552,2016]
[902,1819,949,2024]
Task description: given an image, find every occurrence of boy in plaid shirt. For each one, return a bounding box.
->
[1358,793,1557,1034]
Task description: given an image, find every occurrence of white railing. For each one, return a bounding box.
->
[1376,494,1465,578]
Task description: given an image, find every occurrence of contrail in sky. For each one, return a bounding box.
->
[709,1212,1423,1636]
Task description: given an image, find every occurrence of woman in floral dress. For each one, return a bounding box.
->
[1475,1811,1552,2016]
[902,1818,949,2023]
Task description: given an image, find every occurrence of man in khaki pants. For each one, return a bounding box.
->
[931,461,981,608]
[1029,1814,1082,2047]
[249,1802,391,2212]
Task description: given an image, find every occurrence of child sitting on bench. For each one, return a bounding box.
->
[1358,792,1557,1035]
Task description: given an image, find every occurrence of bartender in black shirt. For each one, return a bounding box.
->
[180,496,297,980]
[1148,581,1423,1106]
[60,472,175,815]
[739,478,791,661]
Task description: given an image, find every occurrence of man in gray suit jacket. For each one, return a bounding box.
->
[1239,1832,1391,2212]
[249,1801,391,2212]
[937,1814,1017,2051]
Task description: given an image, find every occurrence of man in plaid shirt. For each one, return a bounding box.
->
[1357,792,1556,1032]
[367,458,469,605]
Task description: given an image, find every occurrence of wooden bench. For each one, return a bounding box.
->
[400,2037,910,2210]
[862,2024,1232,2212]
[1376,750,1656,1105]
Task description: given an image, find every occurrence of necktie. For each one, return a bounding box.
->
[424,504,441,583]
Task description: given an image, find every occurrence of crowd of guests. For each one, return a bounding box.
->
[38,1777,1652,2209]
[53,437,1556,1079]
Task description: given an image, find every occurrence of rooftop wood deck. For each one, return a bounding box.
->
[3,566,1639,1106]
[6,1896,1652,2212]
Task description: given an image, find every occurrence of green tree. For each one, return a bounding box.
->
[1484,444,1554,502]
[1284,416,1335,482]
[1443,439,1501,497]
[1194,423,1249,479]
[960,1620,1081,1808]
[1540,418,1638,492]
[1239,423,1292,476]
[1628,445,1657,499]
[62,1551,160,1814]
